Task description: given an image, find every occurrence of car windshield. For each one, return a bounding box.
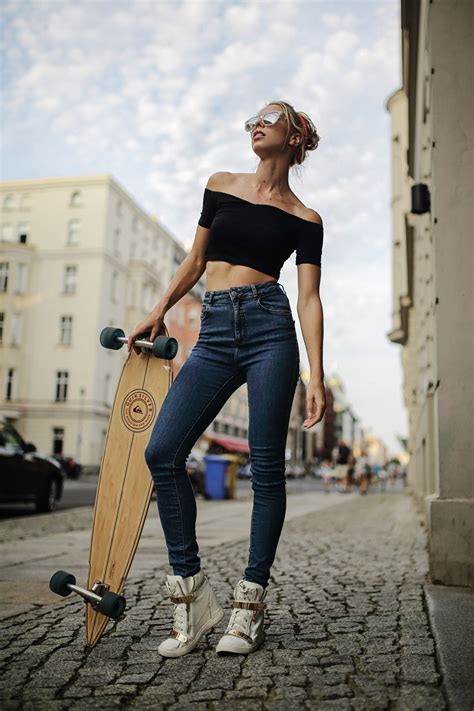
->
[0,423,25,451]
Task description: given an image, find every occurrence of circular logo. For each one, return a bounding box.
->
[121,389,156,432]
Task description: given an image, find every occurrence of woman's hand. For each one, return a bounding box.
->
[127,310,165,355]
[303,377,327,429]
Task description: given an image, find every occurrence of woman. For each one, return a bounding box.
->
[128,100,326,658]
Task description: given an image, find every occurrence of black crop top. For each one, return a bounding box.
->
[198,188,323,280]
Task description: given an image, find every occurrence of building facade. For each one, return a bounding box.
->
[387,0,473,585]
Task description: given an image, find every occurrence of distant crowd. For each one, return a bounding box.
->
[316,438,407,495]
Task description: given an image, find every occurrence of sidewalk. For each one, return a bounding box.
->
[0,488,470,709]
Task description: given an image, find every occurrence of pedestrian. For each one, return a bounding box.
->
[355,449,370,494]
[319,457,334,493]
[346,452,355,492]
[334,438,351,492]
[128,101,326,658]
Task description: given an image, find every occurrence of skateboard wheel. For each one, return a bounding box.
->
[49,570,76,597]
[97,591,126,619]
[152,335,178,360]
[100,327,125,350]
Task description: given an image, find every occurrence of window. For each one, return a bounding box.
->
[67,219,80,245]
[10,313,22,346]
[0,312,4,343]
[3,195,14,210]
[60,316,73,345]
[55,371,69,401]
[20,194,30,210]
[17,223,29,243]
[14,263,27,293]
[70,191,82,207]
[63,265,77,294]
[0,263,9,292]
[1,224,13,242]
[6,368,16,401]
[52,427,65,455]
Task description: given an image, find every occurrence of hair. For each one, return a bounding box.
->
[262,99,320,175]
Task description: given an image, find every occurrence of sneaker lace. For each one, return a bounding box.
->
[226,581,260,635]
[173,602,189,634]
[227,606,253,634]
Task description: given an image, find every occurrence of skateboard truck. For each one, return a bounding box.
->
[100,327,178,359]
[49,570,126,620]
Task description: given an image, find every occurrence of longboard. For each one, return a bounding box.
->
[49,324,178,647]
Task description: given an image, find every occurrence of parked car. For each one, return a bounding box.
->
[0,419,64,513]
[52,454,83,479]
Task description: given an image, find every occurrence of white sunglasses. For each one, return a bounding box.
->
[244,111,284,133]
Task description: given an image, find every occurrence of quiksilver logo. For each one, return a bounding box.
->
[121,389,156,432]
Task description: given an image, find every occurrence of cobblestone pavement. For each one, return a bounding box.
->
[0,490,448,710]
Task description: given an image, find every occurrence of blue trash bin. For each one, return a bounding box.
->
[203,455,229,500]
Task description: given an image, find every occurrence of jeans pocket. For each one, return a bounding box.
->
[256,291,293,317]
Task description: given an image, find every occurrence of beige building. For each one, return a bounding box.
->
[0,175,209,466]
[387,1,473,585]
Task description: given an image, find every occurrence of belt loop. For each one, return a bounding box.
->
[250,284,257,298]
[278,282,286,295]
[209,291,214,305]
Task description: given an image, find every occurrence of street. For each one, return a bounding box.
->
[0,481,450,711]
[0,472,404,519]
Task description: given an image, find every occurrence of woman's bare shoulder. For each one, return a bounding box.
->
[205,171,237,192]
[303,208,323,224]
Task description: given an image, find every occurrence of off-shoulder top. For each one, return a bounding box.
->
[198,188,323,280]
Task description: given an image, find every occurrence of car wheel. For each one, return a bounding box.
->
[36,478,58,513]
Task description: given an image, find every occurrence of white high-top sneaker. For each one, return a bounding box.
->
[215,579,267,655]
[158,569,224,658]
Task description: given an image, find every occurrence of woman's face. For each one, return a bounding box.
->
[249,104,289,155]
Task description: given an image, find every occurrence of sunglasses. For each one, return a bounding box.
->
[244,110,284,133]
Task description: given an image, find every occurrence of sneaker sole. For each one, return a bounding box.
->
[216,631,266,655]
[158,606,225,658]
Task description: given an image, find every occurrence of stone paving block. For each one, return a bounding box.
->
[116,671,156,684]
[304,701,351,710]
[94,684,138,696]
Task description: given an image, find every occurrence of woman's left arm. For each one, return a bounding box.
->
[296,263,327,429]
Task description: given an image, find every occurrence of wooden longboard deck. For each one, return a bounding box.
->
[85,334,173,647]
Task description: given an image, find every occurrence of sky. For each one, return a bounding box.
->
[0,0,407,456]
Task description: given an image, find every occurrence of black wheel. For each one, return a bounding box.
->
[50,570,76,597]
[97,591,126,619]
[36,478,58,513]
[100,327,125,350]
[152,335,178,360]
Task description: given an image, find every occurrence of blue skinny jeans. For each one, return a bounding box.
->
[144,280,300,589]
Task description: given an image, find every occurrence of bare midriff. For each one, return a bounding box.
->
[204,260,277,291]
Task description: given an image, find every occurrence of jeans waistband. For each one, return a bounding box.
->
[203,280,287,304]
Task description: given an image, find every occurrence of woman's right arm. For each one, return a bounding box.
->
[127,226,210,353]
[128,173,225,353]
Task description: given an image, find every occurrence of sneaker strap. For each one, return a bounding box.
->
[232,600,267,610]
